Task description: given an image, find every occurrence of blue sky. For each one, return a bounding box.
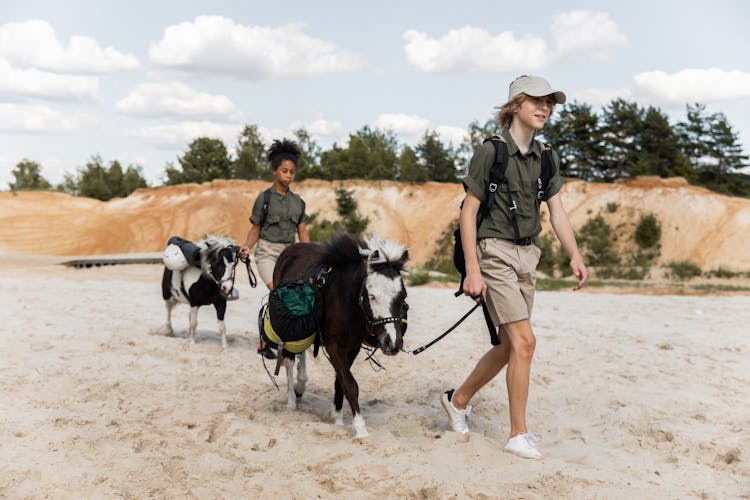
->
[1,0,749,188]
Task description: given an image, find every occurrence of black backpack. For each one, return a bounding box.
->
[452,137,556,344]
[260,188,306,227]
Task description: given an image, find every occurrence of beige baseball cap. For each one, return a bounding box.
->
[508,75,566,104]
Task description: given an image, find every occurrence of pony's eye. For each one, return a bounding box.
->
[368,294,377,302]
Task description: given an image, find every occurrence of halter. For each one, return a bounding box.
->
[358,269,408,334]
[204,246,241,296]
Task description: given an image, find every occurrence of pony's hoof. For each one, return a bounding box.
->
[149,325,173,337]
[287,400,297,411]
[354,430,369,440]
[332,409,344,426]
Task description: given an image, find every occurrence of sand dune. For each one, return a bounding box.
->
[2,176,750,270]
[0,256,748,498]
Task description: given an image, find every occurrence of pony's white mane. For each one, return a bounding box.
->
[359,233,407,264]
[197,235,235,275]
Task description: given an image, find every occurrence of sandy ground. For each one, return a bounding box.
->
[1,255,748,499]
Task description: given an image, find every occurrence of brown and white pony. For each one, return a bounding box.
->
[270,233,409,439]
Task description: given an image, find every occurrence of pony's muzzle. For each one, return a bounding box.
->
[379,328,403,355]
[219,281,233,296]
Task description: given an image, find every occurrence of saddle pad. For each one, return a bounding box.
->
[262,306,316,354]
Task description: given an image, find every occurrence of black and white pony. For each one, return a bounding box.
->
[270,233,409,439]
[158,235,240,349]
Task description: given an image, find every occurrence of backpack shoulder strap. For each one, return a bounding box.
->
[480,136,508,216]
[260,188,272,227]
[538,144,556,201]
[298,198,306,225]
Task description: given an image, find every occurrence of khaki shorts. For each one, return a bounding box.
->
[478,238,541,326]
[254,239,290,286]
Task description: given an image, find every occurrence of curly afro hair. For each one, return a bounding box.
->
[267,138,301,170]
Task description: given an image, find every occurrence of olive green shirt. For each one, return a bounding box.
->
[249,185,308,244]
[462,128,564,240]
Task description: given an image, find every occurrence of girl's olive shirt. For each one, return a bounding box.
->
[249,185,308,244]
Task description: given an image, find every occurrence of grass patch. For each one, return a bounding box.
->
[691,283,750,293]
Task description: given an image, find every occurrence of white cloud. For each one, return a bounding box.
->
[434,125,469,147]
[115,82,238,119]
[403,27,549,73]
[372,113,467,146]
[130,121,244,149]
[0,19,139,74]
[551,10,627,59]
[403,10,627,74]
[634,68,750,105]
[373,113,431,136]
[0,103,97,133]
[0,58,98,101]
[149,16,364,79]
[289,119,345,139]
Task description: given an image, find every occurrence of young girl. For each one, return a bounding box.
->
[442,75,587,459]
[239,139,310,358]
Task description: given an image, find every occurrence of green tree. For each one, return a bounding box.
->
[320,126,399,180]
[458,117,501,158]
[233,125,266,180]
[632,106,695,180]
[677,104,748,178]
[166,137,232,185]
[707,112,749,177]
[417,130,458,182]
[542,102,605,180]
[9,159,52,191]
[600,99,645,179]
[74,156,148,200]
[676,103,713,168]
[293,127,322,180]
[398,146,428,182]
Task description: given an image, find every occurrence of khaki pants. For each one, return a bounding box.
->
[254,239,290,286]
[478,238,541,325]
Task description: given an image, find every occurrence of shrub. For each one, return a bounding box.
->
[606,202,619,213]
[705,267,741,278]
[306,212,338,242]
[578,214,620,267]
[635,213,661,249]
[425,218,460,277]
[667,261,702,280]
[536,234,557,276]
[405,271,431,287]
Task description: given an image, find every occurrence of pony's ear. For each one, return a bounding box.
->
[401,249,410,263]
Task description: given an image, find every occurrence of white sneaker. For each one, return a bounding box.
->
[440,389,471,434]
[504,432,543,459]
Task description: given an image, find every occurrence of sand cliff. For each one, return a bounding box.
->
[2,177,749,270]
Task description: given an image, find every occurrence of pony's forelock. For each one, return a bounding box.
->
[359,233,408,266]
[197,235,234,274]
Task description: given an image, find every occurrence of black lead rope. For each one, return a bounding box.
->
[240,255,257,288]
[407,296,485,355]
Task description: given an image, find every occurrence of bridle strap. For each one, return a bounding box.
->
[369,316,402,328]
